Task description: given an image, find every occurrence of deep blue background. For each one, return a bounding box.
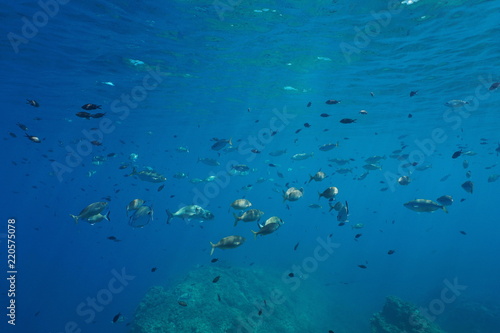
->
[1,0,499,332]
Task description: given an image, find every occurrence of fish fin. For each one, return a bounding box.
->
[210,242,215,256]
[128,167,137,177]
[228,137,233,146]
[251,230,258,239]
[166,210,174,224]
[233,213,239,226]
[442,206,448,213]
[70,214,79,224]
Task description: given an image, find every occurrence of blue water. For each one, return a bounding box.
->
[1,0,500,332]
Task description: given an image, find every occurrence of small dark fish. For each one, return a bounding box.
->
[91,112,106,118]
[211,258,219,263]
[112,313,122,323]
[358,264,367,269]
[17,123,28,131]
[90,140,102,146]
[107,153,116,157]
[217,294,221,302]
[151,267,157,272]
[178,300,187,307]
[25,133,41,143]
[338,222,345,226]
[9,132,17,138]
[340,118,356,124]
[269,163,277,167]
[408,113,413,118]
[304,123,311,128]
[107,236,121,242]
[251,149,261,153]
[212,276,221,283]
[264,300,267,306]
[452,150,462,159]
[75,111,92,119]
[307,102,312,107]
[329,330,335,333]
[489,82,500,91]
[370,92,375,97]
[270,130,278,136]
[118,165,128,170]
[295,129,302,134]
[410,91,418,97]
[157,184,165,192]
[320,113,330,118]
[288,273,294,277]
[81,104,101,110]
[258,309,262,316]
[387,250,395,255]
[26,99,39,107]
[354,233,362,239]
[277,171,284,178]
[325,99,341,105]
[294,242,299,251]
[459,231,467,235]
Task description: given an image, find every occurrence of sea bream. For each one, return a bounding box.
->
[210,235,246,255]
[233,209,264,226]
[291,153,314,161]
[211,138,232,151]
[319,143,339,152]
[445,100,469,107]
[436,195,453,206]
[126,199,145,215]
[269,149,287,157]
[70,202,108,224]
[319,187,339,200]
[129,205,154,228]
[283,187,304,202]
[230,199,252,210]
[337,201,349,222]
[128,167,166,183]
[403,199,448,213]
[309,170,327,183]
[252,216,284,238]
[86,212,111,224]
[198,158,221,166]
[166,205,214,224]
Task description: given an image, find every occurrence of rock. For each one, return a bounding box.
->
[370,296,446,333]
[129,265,328,333]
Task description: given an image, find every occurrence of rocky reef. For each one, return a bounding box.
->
[370,296,446,333]
[440,299,500,333]
[129,265,327,333]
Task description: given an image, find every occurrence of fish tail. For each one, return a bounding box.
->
[128,167,137,177]
[69,214,79,224]
[233,213,239,226]
[251,230,258,239]
[210,242,216,256]
[105,211,111,221]
[318,192,323,200]
[166,210,174,224]
[442,206,448,213]
[308,175,313,183]
[228,138,233,146]
[328,203,334,212]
